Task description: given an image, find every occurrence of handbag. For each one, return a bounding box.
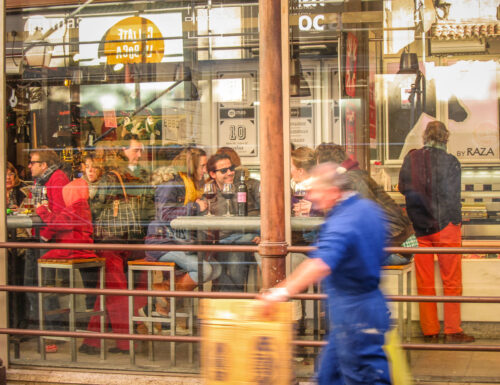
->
[95,171,142,239]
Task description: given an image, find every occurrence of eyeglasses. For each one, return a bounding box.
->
[214,165,235,175]
[29,161,42,165]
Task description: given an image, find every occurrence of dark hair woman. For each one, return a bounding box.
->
[145,147,221,316]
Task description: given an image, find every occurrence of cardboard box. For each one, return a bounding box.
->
[199,299,295,385]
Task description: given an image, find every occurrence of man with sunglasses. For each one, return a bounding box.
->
[24,147,69,344]
[207,153,260,291]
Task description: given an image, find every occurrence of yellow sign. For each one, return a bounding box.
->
[104,16,164,65]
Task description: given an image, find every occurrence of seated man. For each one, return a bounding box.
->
[206,153,260,292]
[315,143,416,265]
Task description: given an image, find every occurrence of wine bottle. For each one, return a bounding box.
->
[237,172,248,216]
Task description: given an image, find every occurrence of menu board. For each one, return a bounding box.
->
[290,68,315,148]
[218,103,258,157]
[217,71,258,157]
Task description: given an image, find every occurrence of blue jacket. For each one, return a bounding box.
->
[145,175,200,260]
[311,194,388,296]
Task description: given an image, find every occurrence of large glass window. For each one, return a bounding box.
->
[3,0,500,380]
[5,0,263,372]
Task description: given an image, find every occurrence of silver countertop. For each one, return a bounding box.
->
[170,216,324,231]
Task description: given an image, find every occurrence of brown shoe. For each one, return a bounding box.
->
[423,334,440,343]
[444,332,475,344]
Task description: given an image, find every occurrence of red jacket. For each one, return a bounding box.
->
[37,169,70,241]
[37,199,97,259]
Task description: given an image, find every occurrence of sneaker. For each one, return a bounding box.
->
[423,334,440,343]
[444,332,475,344]
[154,303,170,317]
[137,307,163,334]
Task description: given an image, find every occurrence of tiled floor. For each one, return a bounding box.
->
[9,336,500,383]
[409,348,500,383]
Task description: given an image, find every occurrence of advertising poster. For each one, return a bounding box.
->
[290,68,315,148]
[216,71,258,157]
[290,100,314,148]
[218,103,258,157]
[345,33,358,97]
[395,61,499,162]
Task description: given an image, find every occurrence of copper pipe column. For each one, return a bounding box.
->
[0,0,8,366]
[258,0,287,289]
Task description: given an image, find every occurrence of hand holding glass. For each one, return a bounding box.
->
[203,183,216,216]
[293,183,307,217]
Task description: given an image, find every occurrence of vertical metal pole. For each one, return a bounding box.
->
[258,0,287,289]
[0,0,8,369]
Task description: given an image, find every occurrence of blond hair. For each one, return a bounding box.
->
[291,146,316,172]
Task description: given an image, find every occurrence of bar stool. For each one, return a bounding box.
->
[382,262,413,341]
[127,259,194,366]
[38,257,106,361]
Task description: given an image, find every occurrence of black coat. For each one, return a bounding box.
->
[398,146,461,237]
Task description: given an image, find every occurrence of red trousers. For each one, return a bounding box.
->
[83,250,147,350]
[415,222,463,336]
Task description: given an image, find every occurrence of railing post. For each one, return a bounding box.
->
[258,0,287,289]
[0,0,8,372]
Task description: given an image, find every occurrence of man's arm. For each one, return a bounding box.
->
[262,258,331,301]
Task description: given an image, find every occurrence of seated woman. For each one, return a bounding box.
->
[6,161,28,210]
[145,147,221,315]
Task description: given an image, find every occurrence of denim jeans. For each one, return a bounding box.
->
[158,251,221,283]
[214,233,259,292]
[383,253,412,266]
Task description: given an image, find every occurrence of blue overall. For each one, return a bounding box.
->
[310,194,391,385]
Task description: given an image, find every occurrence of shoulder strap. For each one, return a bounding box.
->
[109,170,128,202]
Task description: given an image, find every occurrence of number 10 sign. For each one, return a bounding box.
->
[218,103,258,157]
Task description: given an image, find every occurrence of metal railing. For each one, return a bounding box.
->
[1,241,500,353]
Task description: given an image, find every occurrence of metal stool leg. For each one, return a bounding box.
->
[170,268,176,367]
[188,297,194,365]
[128,267,135,365]
[99,263,106,361]
[69,267,76,362]
[406,269,412,341]
[38,263,45,360]
[397,273,404,334]
[147,270,154,362]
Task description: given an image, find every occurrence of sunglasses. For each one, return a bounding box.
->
[214,165,235,175]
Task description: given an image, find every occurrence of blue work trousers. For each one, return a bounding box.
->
[317,289,391,385]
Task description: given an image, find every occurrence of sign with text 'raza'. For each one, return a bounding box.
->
[218,104,258,157]
[104,16,164,65]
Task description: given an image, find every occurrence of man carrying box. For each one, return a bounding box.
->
[261,162,391,385]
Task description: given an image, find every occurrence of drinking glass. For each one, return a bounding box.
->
[293,182,307,217]
[203,183,216,216]
[221,183,234,216]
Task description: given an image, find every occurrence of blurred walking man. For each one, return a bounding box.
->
[261,162,391,385]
